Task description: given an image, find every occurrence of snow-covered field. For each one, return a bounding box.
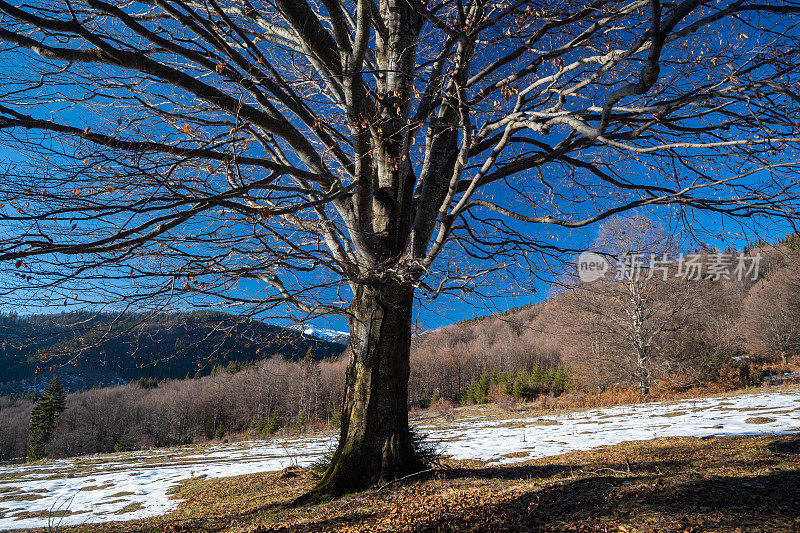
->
[1,387,799,530]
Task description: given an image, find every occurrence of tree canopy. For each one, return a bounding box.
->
[0,1,798,315]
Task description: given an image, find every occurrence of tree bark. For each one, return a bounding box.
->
[636,351,651,396]
[314,280,424,494]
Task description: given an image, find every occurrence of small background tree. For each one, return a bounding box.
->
[27,378,66,461]
[561,216,695,395]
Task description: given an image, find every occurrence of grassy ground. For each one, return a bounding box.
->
[30,432,800,533]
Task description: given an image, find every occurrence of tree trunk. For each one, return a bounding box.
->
[636,352,650,396]
[314,280,424,494]
[638,378,650,396]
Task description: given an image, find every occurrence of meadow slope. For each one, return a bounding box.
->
[1,386,798,531]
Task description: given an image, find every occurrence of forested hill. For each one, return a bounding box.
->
[0,311,346,395]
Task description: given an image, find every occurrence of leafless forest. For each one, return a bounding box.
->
[2,231,798,462]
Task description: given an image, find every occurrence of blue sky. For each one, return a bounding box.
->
[1,4,798,332]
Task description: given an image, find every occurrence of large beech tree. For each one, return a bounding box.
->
[2,0,800,493]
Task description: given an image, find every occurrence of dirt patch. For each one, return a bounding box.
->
[0,492,47,503]
[13,509,81,520]
[114,503,145,515]
[81,483,115,492]
[107,491,136,498]
[746,416,777,424]
[529,418,560,426]
[496,452,530,461]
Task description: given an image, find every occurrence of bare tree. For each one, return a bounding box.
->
[563,216,696,395]
[1,0,800,493]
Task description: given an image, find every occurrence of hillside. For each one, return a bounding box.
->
[0,311,346,395]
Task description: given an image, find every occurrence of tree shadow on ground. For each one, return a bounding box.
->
[439,463,573,481]
[281,437,800,532]
[407,468,800,532]
[767,435,800,455]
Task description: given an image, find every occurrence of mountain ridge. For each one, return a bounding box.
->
[0,310,347,395]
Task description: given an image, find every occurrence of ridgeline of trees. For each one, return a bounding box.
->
[0,310,345,395]
[0,356,346,461]
[410,224,800,408]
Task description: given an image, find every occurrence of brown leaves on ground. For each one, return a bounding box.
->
[49,435,800,533]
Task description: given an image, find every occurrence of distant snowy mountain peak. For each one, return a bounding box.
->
[292,324,349,345]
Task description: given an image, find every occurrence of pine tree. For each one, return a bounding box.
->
[26,378,67,461]
[429,390,440,408]
[475,372,490,404]
[113,434,130,453]
[137,377,158,389]
[783,232,800,253]
[264,411,278,434]
[531,362,543,384]
[461,378,477,404]
[502,376,514,397]
[513,370,527,400]
[554,366,570,393]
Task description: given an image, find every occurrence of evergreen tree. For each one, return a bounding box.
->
[137,377,158,389]
[784,232,800,253]
[513,370,527,400]
[303,347,316,365]
[461,378,477,404]
[502,376,514,397]
[429,390,440,408]
[474,372,490,404]
[554,366,570,393]
[113,434,130,453]
[26,378,66,461]
[295,413,307,431]
[531,362,544,384]
[264,411,278,434]
[225,360,243,374]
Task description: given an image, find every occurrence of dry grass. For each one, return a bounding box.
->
[23,432,800,533]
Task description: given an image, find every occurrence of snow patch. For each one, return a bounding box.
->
[290,324,349,345]
[1,389,799,530]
